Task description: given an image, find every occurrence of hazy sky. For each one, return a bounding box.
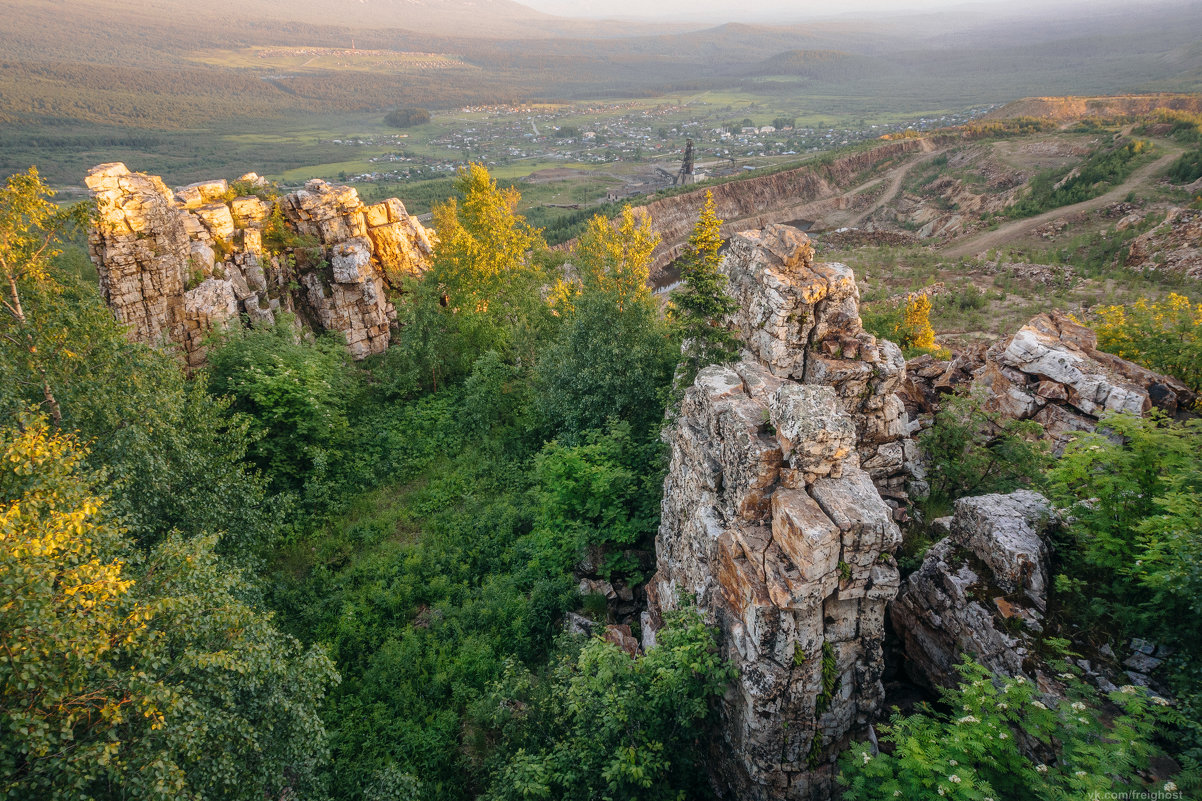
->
[521,0,1013,21]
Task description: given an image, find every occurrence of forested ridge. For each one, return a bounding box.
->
[4,157,1202,801]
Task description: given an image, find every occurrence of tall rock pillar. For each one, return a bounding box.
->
[646,225,909,799]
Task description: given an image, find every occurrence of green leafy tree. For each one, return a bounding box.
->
[670,190,738,380]
[413,164,553,386]
[838,659,1172,801]
[534,287,676,442]
[481,605,736,801]
[917,388,1050,508]
[0,168,272,556]
[0,417,336,801]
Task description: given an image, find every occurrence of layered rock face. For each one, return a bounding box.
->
[85,163,434,366]
[646,225,910,800]
[902,311,1195,449]
[721,225,914,503]
[891,491,1054,692]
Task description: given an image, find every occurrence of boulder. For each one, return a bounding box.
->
[890,490,1054,692]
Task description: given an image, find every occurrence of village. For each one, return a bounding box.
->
[317,99,996,199]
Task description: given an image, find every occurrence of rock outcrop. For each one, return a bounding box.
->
[720,225,915,503]
[646,225,911,800]
[1125,207,1202,280]
[902,311,1195,449]
[85,163,434,366]
[890,491,1054,692]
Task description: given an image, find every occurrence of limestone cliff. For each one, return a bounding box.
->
[646,225,912,800]
[85,163,434,366]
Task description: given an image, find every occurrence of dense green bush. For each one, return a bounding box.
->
[1169,147,1202,184]
[533,421,664,580]
[917,389,1050,508]
[838,658,1171,800]
[479,605,735,801]
[207,319,359,505]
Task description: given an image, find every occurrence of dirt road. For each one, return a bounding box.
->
[942,144,1182,259]
[844,142,943,228]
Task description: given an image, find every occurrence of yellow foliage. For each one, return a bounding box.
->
[1090,292,1202,393]
[429,163,544,310]
[1,418,153,752]
[902,293,937,351]
[573,205,660,312]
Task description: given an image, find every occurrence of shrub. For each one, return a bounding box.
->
[1090,294,1202,393]
[479,605,735,801]
[917,389,1049,507]
[838,658,1171,800]
[861,293,944,357]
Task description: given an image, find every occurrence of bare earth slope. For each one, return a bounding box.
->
[943,143,1183,259]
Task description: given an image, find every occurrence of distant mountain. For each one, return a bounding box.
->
[211,0,556,36]
[6,0,566,39]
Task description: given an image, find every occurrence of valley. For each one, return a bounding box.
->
[4,1,1202,801]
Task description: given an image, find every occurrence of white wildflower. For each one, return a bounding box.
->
[938,787,946,796]
[1015,676,1027,684]
[862,752,871,764]
[1071,702,1086,712]
[893,792,901,797]
[949,760,958,766]
[1059,672,1075,680]
[957,715,979,724]
[999,732,1009,740]
[1152,696,1170,706]
[1031,701,1048,710]
[1036,764,1049,774]
[1075,771,1087,778]
[997,702,1008,710]
[1165,781,1178,792]
[1120,685,1138,694]
[949,774,961,783]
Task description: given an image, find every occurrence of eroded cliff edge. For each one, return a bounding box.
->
[645,225,914,800]
[85,163,434,366]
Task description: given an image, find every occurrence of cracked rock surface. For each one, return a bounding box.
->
[891,490,1055,692]
[646,225,913,800]
[85,163,434,366]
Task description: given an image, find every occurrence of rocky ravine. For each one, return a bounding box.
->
[85,163,434,366]
[646,225,915,800]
